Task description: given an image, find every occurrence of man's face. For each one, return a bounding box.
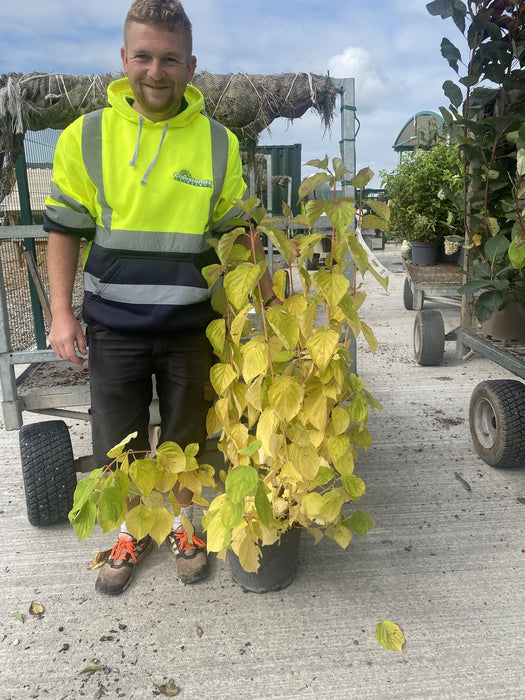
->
[121,22,196,122]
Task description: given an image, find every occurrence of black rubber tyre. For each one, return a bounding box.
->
[414,309,445,365]
[469,380,525,468]
[403,277,415,310]
[19,420,77,526]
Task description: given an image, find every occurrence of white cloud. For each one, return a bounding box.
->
[327,47,389,112]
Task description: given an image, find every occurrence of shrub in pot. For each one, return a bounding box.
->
[380,141,464,264]
[428,0,525,324]
[201,158,389,578]
[67,158,389,588]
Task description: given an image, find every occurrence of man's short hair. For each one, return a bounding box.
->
[124,0,193,52]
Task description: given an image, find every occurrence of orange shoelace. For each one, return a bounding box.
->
[172,529,206,551]
[110,535,138,563]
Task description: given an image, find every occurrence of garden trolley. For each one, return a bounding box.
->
[0,226,93,526]
[405,256,525,469]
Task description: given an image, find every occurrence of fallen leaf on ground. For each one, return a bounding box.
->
[80,665,104,674]
[11,612,24,623]
[153,679,180,696]
[29,600,44,616]
[89,549,112,570]
[376,620,405,652]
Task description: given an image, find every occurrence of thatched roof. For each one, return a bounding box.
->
[0,71,339,204]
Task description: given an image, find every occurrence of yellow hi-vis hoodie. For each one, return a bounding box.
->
[44,77,247,332]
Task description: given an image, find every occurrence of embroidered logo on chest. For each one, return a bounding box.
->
[173,169,212,188]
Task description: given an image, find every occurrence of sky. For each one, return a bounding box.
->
[0,0,463,188]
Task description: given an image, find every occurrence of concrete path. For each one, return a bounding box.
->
[0,244,523,699]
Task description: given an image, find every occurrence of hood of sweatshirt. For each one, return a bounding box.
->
[106,77,205,184]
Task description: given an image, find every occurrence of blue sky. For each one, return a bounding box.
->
[1,0,462,187]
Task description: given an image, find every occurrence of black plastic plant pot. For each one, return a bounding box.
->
[228,527,302,593]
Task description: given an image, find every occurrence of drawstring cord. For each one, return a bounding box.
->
[141,123,169,185]
[128,118,169,185]
[129,115,143,167]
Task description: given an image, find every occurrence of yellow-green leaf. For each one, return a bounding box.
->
[242,339,269,382]
[129,458,158,498]
[106,432,137,460]
[376,621,405,653]
[342,474,366,500]
[29,600,44,616]
[149,507,175,546]
[325,521,353,548]
[126,504,155,541]
[97,487,127,533]
[350,393,368,423]
[313,270,350,307]
[224,263,259,310]
[301,492,323,519]
[267,306,299,350]
[272,267,289,299]
[210,362,238,396]
[349,510,375,537]
[225,465,259,503]
[303,382,328,431]
[327,434,349,462]
[268,376,303,422]
[331,406,350,435]
[307,327,340,372]
[217,228,245,264]
[289,443,319,481]
[324,199,355,235]
[360,321,378,354]
[156,441,187,473]
[254,480,273,526]
[154,470,178,493]
[256,407,279,458]
[206,318,227,356]
[203,507,231,552]
[320,490,345,522]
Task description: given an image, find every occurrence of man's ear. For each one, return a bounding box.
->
[121,46,128,74]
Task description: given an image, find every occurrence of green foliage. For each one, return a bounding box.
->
[380,141,464,243]
[68,432,215,545]
[427,0,525,318]
[202,159,388,572]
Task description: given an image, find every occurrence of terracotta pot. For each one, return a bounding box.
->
[481,301,525,341]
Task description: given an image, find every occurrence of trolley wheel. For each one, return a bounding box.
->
[403,277,415,310]
[469,380,525,468]
[19,420,77,526]
[414,309,445,365]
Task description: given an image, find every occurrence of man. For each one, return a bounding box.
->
[45,0,275,595]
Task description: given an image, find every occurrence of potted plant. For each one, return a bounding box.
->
[68,157,389,592]
[200,158,389,590]
[427,0,525,333]
[380,141,464,265]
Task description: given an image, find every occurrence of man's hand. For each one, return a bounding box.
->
[49,310,87,366]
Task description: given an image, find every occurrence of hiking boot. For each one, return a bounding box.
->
[166,527,209,583]
[95,533,153,595]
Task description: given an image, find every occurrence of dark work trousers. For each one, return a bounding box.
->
[87,322,214,468]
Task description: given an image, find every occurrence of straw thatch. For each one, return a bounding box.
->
[0,71,339,204]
